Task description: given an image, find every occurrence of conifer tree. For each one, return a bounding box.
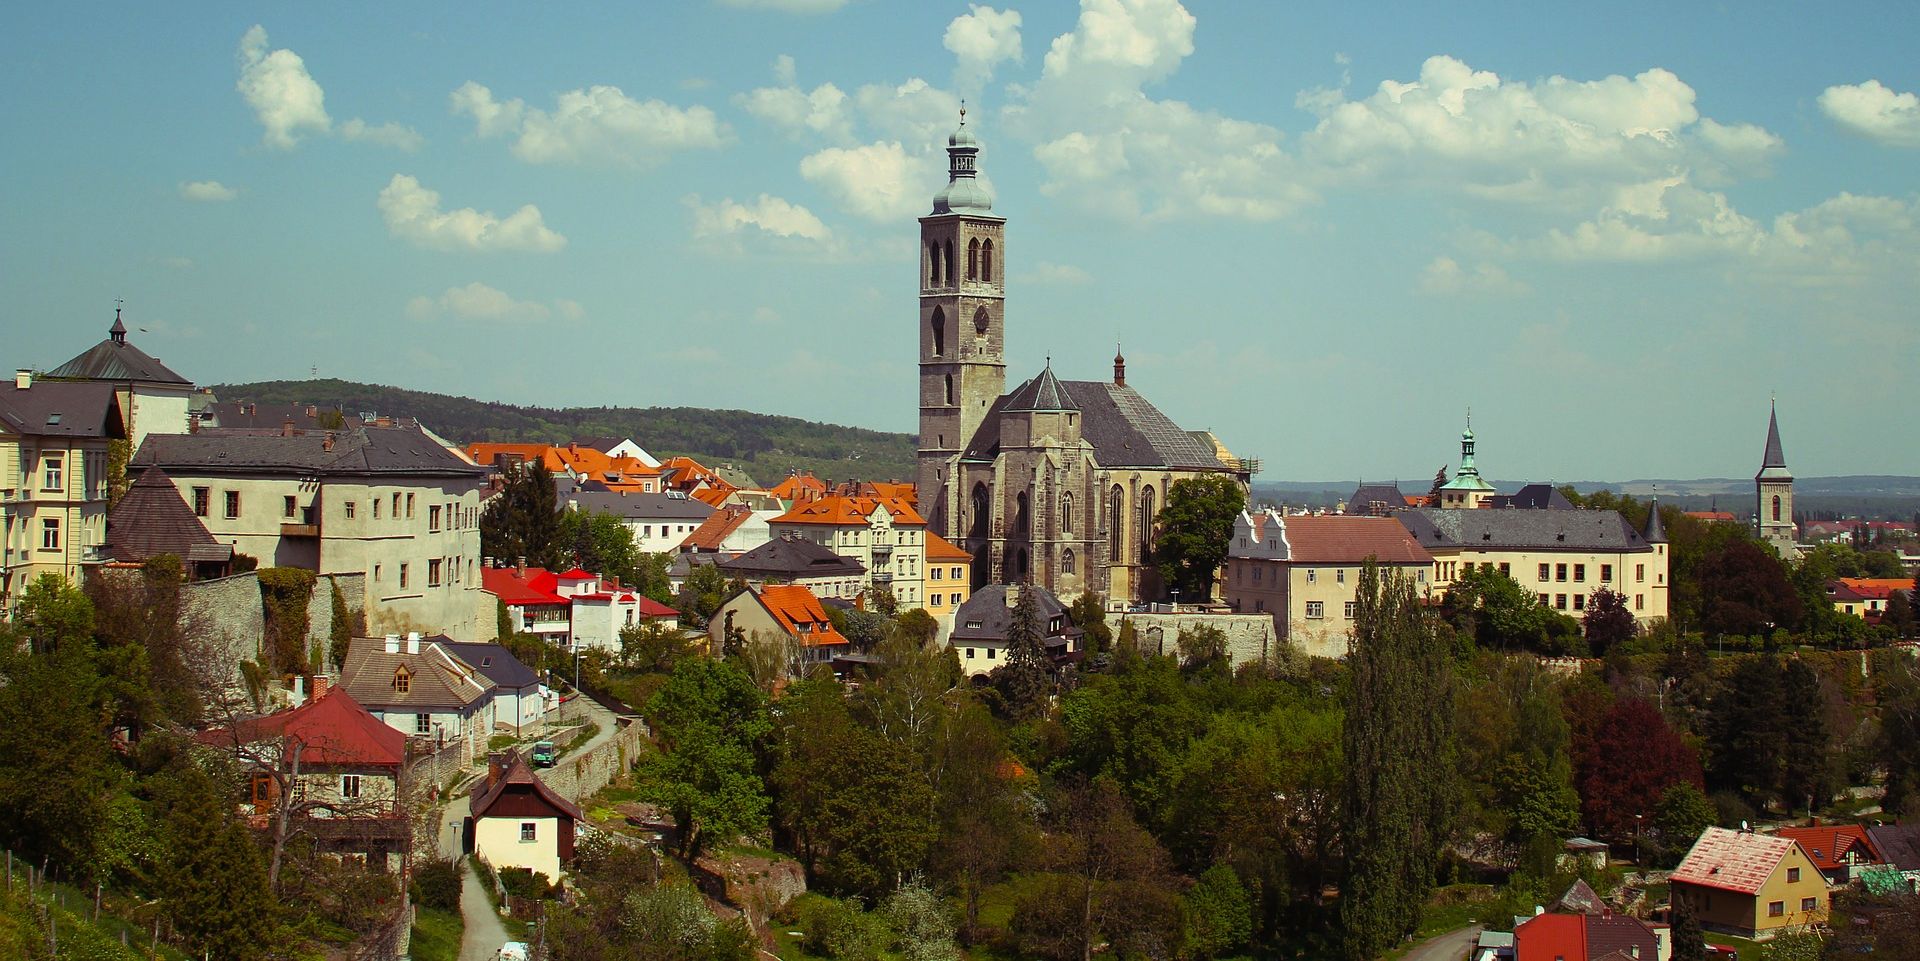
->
[1670,892,1705,961]
[993,583,1052,719]
[157,762,278,960]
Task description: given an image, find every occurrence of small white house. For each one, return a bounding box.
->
[468,751,583,883]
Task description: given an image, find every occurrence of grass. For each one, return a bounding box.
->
[1704,932,1764,960]
[565,721,602,755]
[488,734,519,752]
[410,905,463,961]
[0,872,198,960]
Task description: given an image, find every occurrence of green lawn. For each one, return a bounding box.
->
[1705,932,1763,961]
[411,905,463,961]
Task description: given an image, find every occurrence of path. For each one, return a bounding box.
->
[1401,923,1483,961]
[562,695,618,761]
[457,861,513,961]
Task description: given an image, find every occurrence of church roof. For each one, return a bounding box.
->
[48,317,192,386]
[965,374,1227,471]
[1644,501,1668,543]
[1004,366,1075,412]
[1758,402,1792,480]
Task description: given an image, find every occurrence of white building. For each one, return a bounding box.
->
[46,311,196,450]
[339,634,497,759]
[767,494,929,609]
[561,488,715,556]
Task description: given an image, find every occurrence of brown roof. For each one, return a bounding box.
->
[339,637,493,711]
[106,466,230,563]
[1671,827,1802,895]
[471,751,584,822]
[1284,515,1434,565]
[1585,914,1660,960]
[683,505,752,551]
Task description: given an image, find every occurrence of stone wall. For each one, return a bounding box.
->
[543,719,649,806]
[178,570,373,681]
[1118,612,1282,667]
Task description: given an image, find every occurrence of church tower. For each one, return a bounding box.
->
[917,107,1006,538]
[1755,400,1796,556]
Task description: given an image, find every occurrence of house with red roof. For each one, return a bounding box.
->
[1513,910,1662,961]
[482,561,680,654]
[1773,821,1884,885]
[770,493,930,610]
[467,749,584,883]
[1225,508,1436,658]
[1671,826,1830,939]
[708,584,851,671]
[1826,577,1915,624]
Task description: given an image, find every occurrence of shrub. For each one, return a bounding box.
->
[412,858,462,913]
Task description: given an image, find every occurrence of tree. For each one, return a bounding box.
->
[1058,653,1205,825]
[677,562,739,626]
[1426,466,1449,503]
[1583,586,1638,655]
[858,629,957,749]
[991,584,1053,719]
[1441,566,1580,654]
[481,461,562,568]
[1693,538,1801,638]
[1877,653,1920,814]
[1573,697,1704,837]
[640,658,771,858]
[153,760,279,960]
[1341,562,1455,960]
[1181,863,1253,960]
[1706,657,1791,801]
[556,508,645,586]
[1654,782,1715,853]
[1066,592,1112,653]
[1670,891,1706,961]
[1011,779,1179,961]
[1154,475,1246,601]
[884,882,960,961]
[1175,623,1229,672]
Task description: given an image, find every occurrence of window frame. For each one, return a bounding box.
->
[225,490,241,519]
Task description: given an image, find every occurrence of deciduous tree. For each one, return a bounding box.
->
[1573,697,1704,837]
[640,658,771,858]
[1154,475,1246,601]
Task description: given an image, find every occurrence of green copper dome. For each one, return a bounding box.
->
[932,107,993,214]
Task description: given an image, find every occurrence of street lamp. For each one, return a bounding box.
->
[1634,813,1643,867]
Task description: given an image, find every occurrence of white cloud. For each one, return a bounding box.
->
[1022,261,1094,285]
[340,118,424,151]
[377,175,567,253]
[1417,256,1529,297]
[235,25,330,148]
[688,193,833,242]
[716,0,848,11]
[800,141,934,222]
[451,81,729,167]
[1819,80,1920,148]
[406,282,579,322]
[179,180,238,202]
[736,56,853,140]
[1040,0,1195,85]
[946,6,1023,87]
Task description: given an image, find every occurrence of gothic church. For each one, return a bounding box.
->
[914,112,1251,602]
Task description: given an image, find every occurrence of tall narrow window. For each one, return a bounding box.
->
[944,241,955,285]
[973,305,991,335]
[1109,485,1124,557]
[1139,486,1156,563]
[1772,495,1782,522]
[967,237,980,280]
[1061,492,1074,533]
[1062,548,1076,574]
[928,241,940,286]
[944,374,954,405]
[982,239,994,282]
[1016,491,1030,533]
[931,307,946,356]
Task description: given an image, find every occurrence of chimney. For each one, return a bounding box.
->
[309,674,330,701]
[516,555,527,575]
[282,419,296,437]
[13,369,29,390]
[383,633,402,654]
[245,402,256,416]
[608,574,620,590]
[322,432,335,452]
[406,632,422,654]
[305,404,317,418]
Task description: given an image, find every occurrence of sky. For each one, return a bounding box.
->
[3,1,1916,483]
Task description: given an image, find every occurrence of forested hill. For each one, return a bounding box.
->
[213,379,917,488]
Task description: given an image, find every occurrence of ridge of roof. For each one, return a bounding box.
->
[49,335,192,386]
[471,751,585,823]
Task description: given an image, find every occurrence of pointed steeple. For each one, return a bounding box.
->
[932,103,993,214]
[1761,399,1787,470]
[110,306,128,346]
[1644,498,1667,543]
[1006,362,1075,412]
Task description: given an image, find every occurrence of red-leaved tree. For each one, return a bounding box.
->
[1573,697,1704,837]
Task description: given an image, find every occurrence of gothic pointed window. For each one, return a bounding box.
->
[1061,492,1074,533]
[970,483,991,540]
[982,239,994,282]
[928,242,940,286]
[973,305,991,335]
[1139,486,1156,563]
[1016,491,1030,534]
[1109,485,1124,557]
[1062,548,1076,574]
[931,307,946,356]
[1017,548,1030,577]
[967,238,980,280]
[944,241,955,285]
[1772,495,1782,522]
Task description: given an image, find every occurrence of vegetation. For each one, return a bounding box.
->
[1153,475,1248,601]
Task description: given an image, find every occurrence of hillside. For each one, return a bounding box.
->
[212,380,918,489]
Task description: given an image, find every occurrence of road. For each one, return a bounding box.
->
[457,860,514,961]
[1401,924,1483,961]
[563,696,617,762]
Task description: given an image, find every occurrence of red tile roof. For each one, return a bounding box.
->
[1284,515,1434,565]
[774,494,925,527]
[556,567,595,581]
[683,505,753,550]
[1671,827,1802,895]
[639,597,679,618]
[481,566,566,606]
[759,585,850,648]
[1773,824,1882,872]
[770,473,828,501]
[926,531,972,562]
[203,689,405,768]
[1831,578,1914,601]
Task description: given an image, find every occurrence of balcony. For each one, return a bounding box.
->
[281,506,321,537]
[871,569,894,583]
[870,542,894,560]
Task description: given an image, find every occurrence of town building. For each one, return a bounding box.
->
[708,584,850,669]
[1756,401,1798,558]
[679,504,778,557]
[1434,418,1499,509]
[560,487,715,555]
[469,442,663,493]
[467,750,583,883]
[1827,577,1914,624]
[1671,826,1829,940]
[1773,822,1884,886]
[911,111,1251,604]
[1,372,124,607]
[46,311,196,448]
[1511,910,1662,961]
[441,641,547,733]
[768,493,928,608]
[1394,506,1670,624]
[1224,509,1436,658]
[568,435,659,468]
[339,634,497,759]
[924,532,974,634]
[134,423,491,636]
[717,534,867,601]
[1864,824,1920,893]
[948,584,1083,678]
[480,562,678,653]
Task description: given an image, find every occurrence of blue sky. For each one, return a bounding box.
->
[4,1,1916,482]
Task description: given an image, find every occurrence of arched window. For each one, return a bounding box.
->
[944,241,955,285]
[1061,492,1074,533]
[1016,491,1030,533]
[967,237,980,280]
[927,242,940,286]
[1772,495,1782,522]
[974,305,991,335]
[930,307,946,356]
[1062,548,1076,574]
[982,239,994,282]
[970,483,991,540]
[1017,548,1030,577]
[1139,486,1156,563]
[943,374,954,406]
[1109,485,1124,557]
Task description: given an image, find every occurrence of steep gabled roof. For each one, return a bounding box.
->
[1773,824,1882,872]
[756,585,849,648]
[204,689,406,768]
[1348,484,1410,516]
[1866,824,1920,873]
[106,466,230,563]
[950,584,1082,645]
[440,642,540,691]
[1762,404,1788,469]
[1671,826,1803,895]
[683,506,754,551]
[961,372,1229,471]
[925,532,972,562]
[471,751,584,823]
[1004,366,1076,412]
[481,566,567,606]
[48,326,192,386]
[339,637,494,711]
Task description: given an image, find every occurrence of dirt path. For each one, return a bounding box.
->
[458,861,513,961]
[1400,923,1483,961]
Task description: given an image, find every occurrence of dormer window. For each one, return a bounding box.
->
[393,665,412,693]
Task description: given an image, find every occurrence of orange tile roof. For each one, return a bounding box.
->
[774,494,925,527]
[1773,824,1881,872]
[691,487,734,508]
[1834,578,1915,601]
[770,473,828,501]
[758,585,849,648]
[926,531,972,562]
[1671,827,1802,895]
[683,506,752,551]
[465,443,662,487]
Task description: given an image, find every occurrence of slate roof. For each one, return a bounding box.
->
[1395,508,1653,553]
[1865,824,1920,873]
[1487,483,1577,510]
[1773,824,1882,872]
[106,467,230,563]
[135,424,483,477]
[962,374,1228,470]
[440,643,540,692]
[0,380,123,439]
[719,537,866,579]
[1761,405,1788,470]
[1585,915,1661,960]
[203,402,359,432]
[950,584,1082,646]
[563,489,716,521]
[1282,515,1434,565]
[1671,826,1801,895]
[339,637,494,712]
[1348,484,1410,515]
[48,327,192,385]
[1644,502,1668,543]
[1554,878,1606,914]
[471,751,584,823]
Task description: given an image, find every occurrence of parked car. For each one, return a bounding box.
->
[531,741,556,767]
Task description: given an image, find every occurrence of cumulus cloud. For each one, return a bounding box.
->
[946,6,1023,87]
[377,174,567,253]
[736,56,853,140]
[406,282,582,322]
[716,0,849,11]
[236,25,330,148]
[451,81,729,167]
[340,118,424,151]
[687,193,833,242]
[1417,256,1529,297]
[800,141,934,222]
[1819,80,1920,148]
[179,180,238,202]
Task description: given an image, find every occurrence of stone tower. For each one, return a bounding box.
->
[1755,400,1796,556]
[917,107,1006,538]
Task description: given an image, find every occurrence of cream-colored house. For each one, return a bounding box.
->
[1672,826,1830,940]
[768,494,929,609]
[0,372,123,610]
[1396,506,1670,625]
[1223,509,1436,659]
[46,312,196,450]
[133,424,491,637]
[468,751,582,884]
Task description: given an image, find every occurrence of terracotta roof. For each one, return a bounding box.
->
[773,494,925,527]
[106,466,229,563]
[481,566,567,606]
[471,751,584,823]
[1831,578,1914,601]
[925,531,972,562]
[757,585,850,648]
[770,473,827,501]
[339,637,494,712]
[1773,824,1882,872]
[1671,827,1802,895]
[1283,515,1435,565]
[1686,511,1738,522]
[203,689,406,767]
[683,506,753,551]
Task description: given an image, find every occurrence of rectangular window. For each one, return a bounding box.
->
[520,822,538,842]
[1769,901,1784,918]
[1254,600,1264,613]
[1555,563,1568,582]
[1636,563,1645,582]
[1343,601,1357,618]
[1306,601,1325,619]
[952,566,963,579]
[345,501,357,519]
[225,490,241,519]
[1306,569,1317,584]
[1636,594,1645,610]
[42,454,63,491]
[1540,593,1551,606]
[966,648,976,659]
[405,493,414,518]
[1801,897,1817,912]
[399,563,409,589]
[373,498,381,519]
[40,517,60,551]
[391,493,401,518]
[428,558,443,587]
[1539,563,1551,581]
[1600,563,1612,581]
[194,486,211,517]
[931,568,942,581]
[1253,565,1262,583]
[429,505,441,531]
[283,495,297,518]
[373,564,382,582]
[986,647,996,660]
[1573,594,1586,611]
[930,595,942,607]
[1336,568,1346,584]
[949,593,960,606]
[1788,867,1800,883]
[1499,562,1511,576]
[1573,564,1586,582]
[340,774,361,799]
[415,713,431,735]
[1555,594,1567,610]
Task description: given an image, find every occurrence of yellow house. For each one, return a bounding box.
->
[1671,826,1830,940]
[924,531,973,637]
[1223,509,1436,659]
[1397,506,1670,627]
[0,372,124,610]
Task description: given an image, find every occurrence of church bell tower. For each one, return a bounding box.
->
[1755,399,1796,557]
[917,107,1006,538]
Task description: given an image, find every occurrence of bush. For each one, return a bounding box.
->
[412,858,463,913]
[797,894,890,961]
[497,866,553,901]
